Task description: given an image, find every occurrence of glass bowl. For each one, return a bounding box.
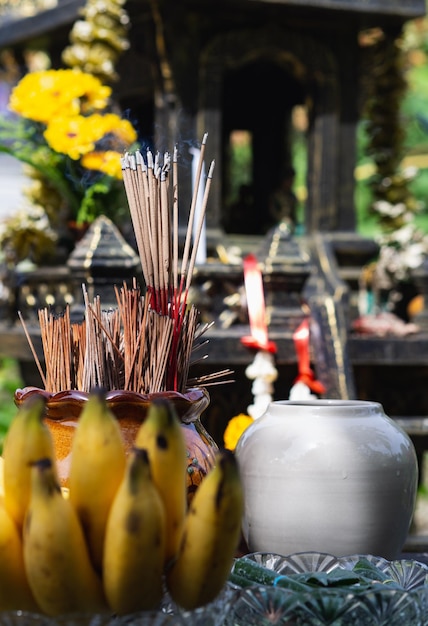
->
[1,553,427,625]
[227,552,428,625]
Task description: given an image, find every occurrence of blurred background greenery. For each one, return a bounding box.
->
[0,358,22,451]
[355,12,428,237]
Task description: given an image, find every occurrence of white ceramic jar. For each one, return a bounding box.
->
[235,399,418,560]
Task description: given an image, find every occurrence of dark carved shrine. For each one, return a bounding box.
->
[0,0,428,460]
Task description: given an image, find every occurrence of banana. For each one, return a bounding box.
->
[0,456,4,499]
[0,502,39,612]
[166,449,244,610]
[135,398,187,563]
[103,447,166,615]
[23,457,106,617]
[68,388,126,572]
[3,395,56,530]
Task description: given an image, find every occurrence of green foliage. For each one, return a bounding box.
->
[355,179,378,237]
[402,64,428,151]
[355,24,428,236]
[227,137,253,206]
[0,358,23,453]
[0,117,80,217]
[73,176,129,225]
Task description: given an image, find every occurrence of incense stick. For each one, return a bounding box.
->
[185,159,215,293]
[179,133,208,293]
[19,135,232,395]
[18,311,47,388]
[172,145,179,294]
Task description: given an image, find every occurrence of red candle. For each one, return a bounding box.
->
[241,254,277,354]
[292,319,325,395]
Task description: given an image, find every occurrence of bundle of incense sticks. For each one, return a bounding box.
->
[20,282,222,394]
[120,134,216,391]
[19,136,233,394]
[120,134,213,315]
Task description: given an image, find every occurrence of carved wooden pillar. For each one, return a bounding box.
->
[305,78,340,233]
[336,33,360,231]
[197,60,223,238]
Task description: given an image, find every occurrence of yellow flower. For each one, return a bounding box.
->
[44,115,103,159]
[44,113,137,160]
[95,113,137,145]
[223,413,254,451]
[9,69,111,124]
[81,151,123,179]
[2,66,138,225]
[73,72,112,110]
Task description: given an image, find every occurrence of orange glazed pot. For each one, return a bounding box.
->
[14,386,217,501]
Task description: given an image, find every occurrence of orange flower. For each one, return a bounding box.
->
[223,414,254,451]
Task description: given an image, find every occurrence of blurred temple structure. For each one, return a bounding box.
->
[1,1,428,465]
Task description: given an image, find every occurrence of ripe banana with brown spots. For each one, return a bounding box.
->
[135,398,187,563]
[0,502,39,611]
[3,395,56,531]
[23,458,106,616]
[166,449,244,610]
[103,447,166,615]
[68,388,126,572]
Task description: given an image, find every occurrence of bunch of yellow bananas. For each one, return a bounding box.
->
[0,390,244,616]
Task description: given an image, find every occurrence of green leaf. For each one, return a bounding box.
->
[352,558,391,583]
[294,569,362,588]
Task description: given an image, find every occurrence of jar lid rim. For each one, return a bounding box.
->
[272,399,382,407]
[266,399,385,416]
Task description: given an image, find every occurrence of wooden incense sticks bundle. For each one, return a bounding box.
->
[38,307,72,393]
[120,135,215,391]
[115,281,175,393]
[20,281,204,394]
[120,135,214,311]
[20,136,233,394]
[81,288,123,391]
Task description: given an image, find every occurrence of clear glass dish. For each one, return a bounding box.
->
[1,553,427,625]
[227,552,428,625]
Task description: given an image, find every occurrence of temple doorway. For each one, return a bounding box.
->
[221,58,307,235]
